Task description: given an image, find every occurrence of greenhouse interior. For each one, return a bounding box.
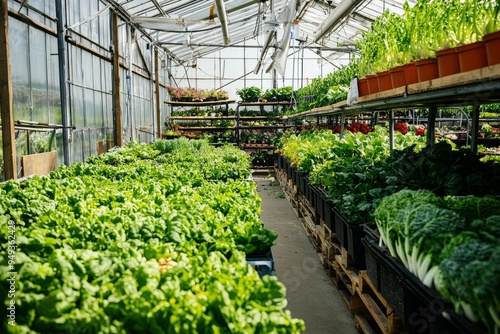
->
[1,0,500,333]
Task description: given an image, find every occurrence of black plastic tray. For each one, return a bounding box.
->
[246,248,275,277]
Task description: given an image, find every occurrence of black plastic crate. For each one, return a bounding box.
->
[378,251,412,330]
[276,154,283,170]
[283,158,291,179]
[313,187,325,220]
[362,226,381,291]
[347,223,366,269]
[402,264,487,334]
[334,209,349,249]
[297,171,306,194]
[324,199,335,231]
[309,185,319,211]
[305,178,314,206]
[316,188,330,221]
[290,166,298,186]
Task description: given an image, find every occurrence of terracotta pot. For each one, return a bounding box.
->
[436,47,460,77]
[358,78,369,97]
[376,70,393,92]
[402,62,418,85]
[482,30,500,65]
[366,74,380,95]
[457,41,487,72]
[389,66,406,88]
[415,58,439,82]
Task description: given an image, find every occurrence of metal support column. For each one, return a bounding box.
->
[56,0,71,165]
[388,110,394,151]
[154,48,161,139]
[470,103,480,154]
[427,106,438,147]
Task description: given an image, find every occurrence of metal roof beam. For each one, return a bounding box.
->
[314,0,364,43]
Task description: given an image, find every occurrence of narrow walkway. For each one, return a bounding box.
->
[253,175,358,334]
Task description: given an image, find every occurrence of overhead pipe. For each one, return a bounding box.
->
[215,0,230,45]
[314,0,364,43]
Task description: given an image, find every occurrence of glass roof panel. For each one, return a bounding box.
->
[105,0,414,64]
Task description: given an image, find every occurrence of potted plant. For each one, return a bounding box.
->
[180,87,197,102]
[166,86,181,101]
[262,88,279,102]
[236,86,261,102]
[277,86,293,101]
[205,89,218,101]
[217,90,229,100]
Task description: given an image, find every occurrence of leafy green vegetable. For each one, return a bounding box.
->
[435,241,500,333]
[0,139,304,333]
[444,195,500,225]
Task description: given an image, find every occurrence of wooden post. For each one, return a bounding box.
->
[112,11,122,147]
[0,0,17,180]
[154,48,161,139]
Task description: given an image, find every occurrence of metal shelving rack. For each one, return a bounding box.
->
[286,64,500,153]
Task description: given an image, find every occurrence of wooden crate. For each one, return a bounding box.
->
[21,151,57,177]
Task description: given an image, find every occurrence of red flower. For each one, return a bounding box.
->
[394,121,409,134]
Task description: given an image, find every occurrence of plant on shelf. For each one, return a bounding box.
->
[236,86,262,102]
[217,89,229,100]
[164,121,181,134]
[262,88,279,102]
[204,89,218,101]
[180,87,197,101]
[277,86,293,101]
[166,86,182,101]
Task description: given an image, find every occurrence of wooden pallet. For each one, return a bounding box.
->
[316,224,339,264]
[355,270,403,334]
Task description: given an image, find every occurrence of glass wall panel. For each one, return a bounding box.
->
[9,19,31,121]
[47,37,61,124]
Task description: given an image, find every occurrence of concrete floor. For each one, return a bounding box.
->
[253,175,359,334]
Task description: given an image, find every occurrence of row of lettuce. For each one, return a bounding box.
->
[1,139,305,334]
[277,128,500,333]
